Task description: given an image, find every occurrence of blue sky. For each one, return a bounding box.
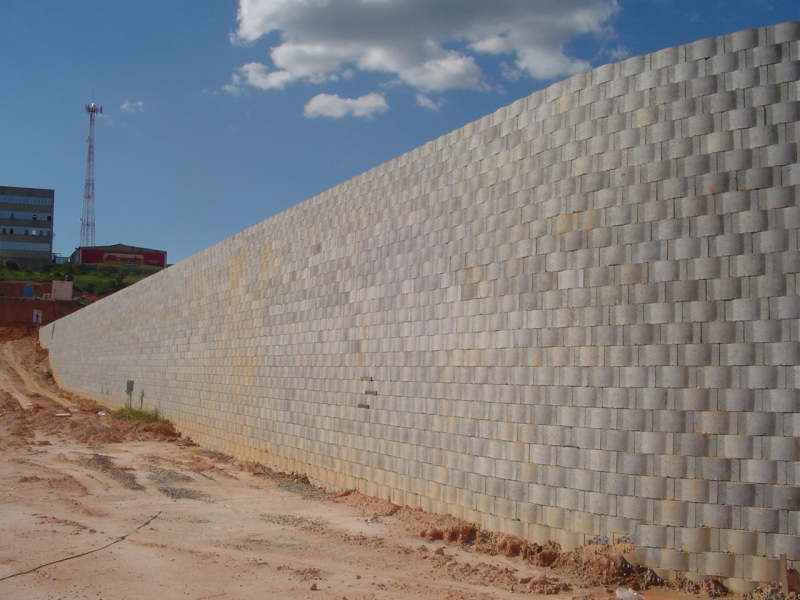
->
[1,0,797,264]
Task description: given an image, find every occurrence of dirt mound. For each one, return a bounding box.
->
[16,337,57,383]
[552,538,665,589]
[746,582,799,600]
[0,325,38,341]
[333,489,401,516]
[330,491,676,593]
[0,338,186,448]
[393,503,552,560]
[670,576,733,597]
[1,394,182,446]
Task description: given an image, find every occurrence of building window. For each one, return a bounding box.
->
[0,241,51,251]
[0,195,53,207]
[47,215,51,221]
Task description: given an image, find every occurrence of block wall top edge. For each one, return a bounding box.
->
[163,21,800,278]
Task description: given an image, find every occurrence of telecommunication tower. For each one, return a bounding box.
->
[80,102,102,248]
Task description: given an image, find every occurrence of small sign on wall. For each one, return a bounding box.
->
[125,380,134,408]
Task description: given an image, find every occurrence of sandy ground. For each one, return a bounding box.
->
[0,331,762,600]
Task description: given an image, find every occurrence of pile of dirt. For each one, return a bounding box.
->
[0,325,39,342]
[245,464,331,500]
[746,582,799,600]
[333,489,402,516]
[424,549,524,589]
[665,575,734,597]
[1,394,182,446]
[332,491,672,592]
[525,572,573,594]
[552,538,665,589]
[393,503,557,562]
[0,337,188,450]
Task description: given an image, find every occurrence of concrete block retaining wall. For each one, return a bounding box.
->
[41,22,800,590]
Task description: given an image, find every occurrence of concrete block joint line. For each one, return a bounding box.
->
[41,21,800,592]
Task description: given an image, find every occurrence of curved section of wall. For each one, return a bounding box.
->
[42,22,800,590]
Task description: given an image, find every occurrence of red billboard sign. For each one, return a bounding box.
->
[80,249,166,268]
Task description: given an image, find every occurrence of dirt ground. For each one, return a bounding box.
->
[0,329,775,600]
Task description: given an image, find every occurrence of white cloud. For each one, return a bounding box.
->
[121,100,145,112]
[221,84,242,96]
[608,44,630,61]
[235,61,298,90]
[469,36,514,55]
[416,94,445,111]
[227,0,620,96]
[500,62,524,82]
[304,93,388,119]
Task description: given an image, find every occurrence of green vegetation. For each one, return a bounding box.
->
[3,258,20,271]
[0,263,160,295]
[112,406,174,430]
[72,272,144,294]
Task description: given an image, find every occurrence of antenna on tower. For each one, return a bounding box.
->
[80,102,102,248]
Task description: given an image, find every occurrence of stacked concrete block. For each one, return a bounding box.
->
[41,22,799,590]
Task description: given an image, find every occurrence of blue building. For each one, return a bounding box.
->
[0,186,55,269]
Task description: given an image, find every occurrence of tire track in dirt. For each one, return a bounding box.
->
[0,350,35,410]
[0,343,76,411]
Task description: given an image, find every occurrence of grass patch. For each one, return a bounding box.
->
[0,265,157,295]
[72,274,118,295]
[0,269,51,283]
[112,407,174,430]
